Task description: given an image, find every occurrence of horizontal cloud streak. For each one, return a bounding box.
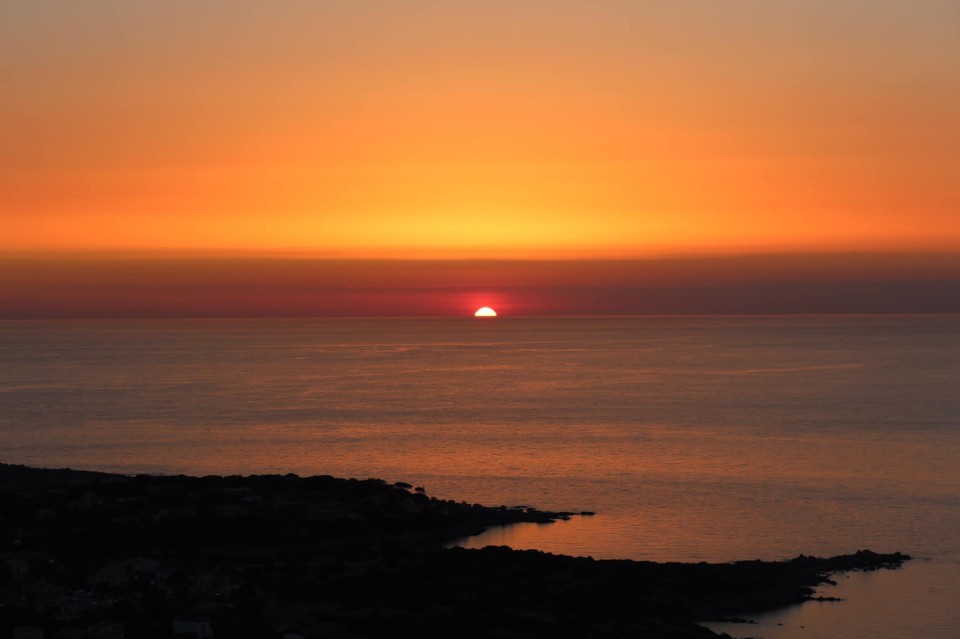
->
[2,252,959,318]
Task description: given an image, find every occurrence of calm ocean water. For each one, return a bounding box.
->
[1,317,958,638]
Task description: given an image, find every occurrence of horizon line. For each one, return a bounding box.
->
[3,312,959,321]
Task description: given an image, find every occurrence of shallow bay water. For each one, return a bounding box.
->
[1,316,958,638]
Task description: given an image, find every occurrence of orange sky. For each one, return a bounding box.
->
[1,2,959,315]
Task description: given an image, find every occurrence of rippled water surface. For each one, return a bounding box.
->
[1,317,958,638]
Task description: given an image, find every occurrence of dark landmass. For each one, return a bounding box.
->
[0,464,908,639]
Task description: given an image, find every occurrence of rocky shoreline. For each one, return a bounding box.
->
[0,464,908,638]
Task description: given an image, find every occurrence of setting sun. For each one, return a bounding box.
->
[2,3,957,638]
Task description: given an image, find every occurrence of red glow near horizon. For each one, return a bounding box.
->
[2,253,960,317]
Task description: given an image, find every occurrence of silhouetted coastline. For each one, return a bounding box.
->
[0,464,908,638]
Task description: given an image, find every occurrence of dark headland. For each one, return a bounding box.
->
[0,464,908,639]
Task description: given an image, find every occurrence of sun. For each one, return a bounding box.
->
[474,307,497,317]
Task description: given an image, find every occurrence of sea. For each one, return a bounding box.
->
[1,316,958,639]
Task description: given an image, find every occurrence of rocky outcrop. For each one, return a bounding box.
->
[0,464,908,638]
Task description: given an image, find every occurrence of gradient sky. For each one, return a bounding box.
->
[2,2,959,315]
